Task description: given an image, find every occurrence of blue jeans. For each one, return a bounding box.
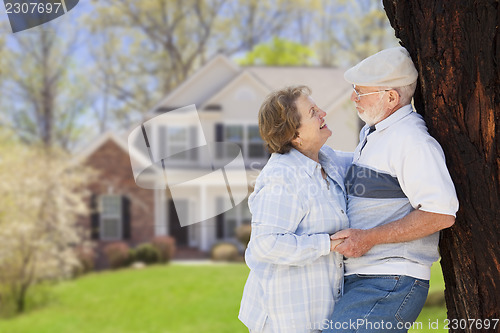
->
[323,274,429,333]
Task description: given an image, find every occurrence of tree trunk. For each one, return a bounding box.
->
[383,1,500,331]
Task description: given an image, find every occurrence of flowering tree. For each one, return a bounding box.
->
[0,135,94,314]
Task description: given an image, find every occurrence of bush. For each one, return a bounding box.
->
[103,242,131,269]
[0,285,17,318]
[235,224,251,248]
[210,242,241,262]
[132,243,160,265]
[151,236,176,264]
[73,246,95,276]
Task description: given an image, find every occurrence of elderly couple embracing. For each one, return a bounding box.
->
[238,47,459,333]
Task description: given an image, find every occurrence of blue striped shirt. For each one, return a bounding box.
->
[345,105,459,279]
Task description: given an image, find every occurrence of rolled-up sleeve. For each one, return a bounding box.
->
[248,175,331,266]
[398,140,459,217]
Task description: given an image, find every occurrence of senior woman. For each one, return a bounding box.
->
[239,86,352,333]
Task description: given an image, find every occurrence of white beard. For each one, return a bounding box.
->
[356,97,386,126]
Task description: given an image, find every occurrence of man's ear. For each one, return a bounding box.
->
[388,89,400,106]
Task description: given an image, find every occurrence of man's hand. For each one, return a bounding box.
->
[330,229,376,257]
[330,210,455,257]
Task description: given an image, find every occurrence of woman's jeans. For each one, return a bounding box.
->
[322,274,429,333]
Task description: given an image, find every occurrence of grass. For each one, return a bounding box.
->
[0,261,449,333]
[0,263,251,333]
[409,260,448,332]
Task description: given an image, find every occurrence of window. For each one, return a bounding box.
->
[159,126,198,163]
[165,126,189,160]
[247,125,266,159]
[217,124,266,161]
[225,125,244,148]
[100,195,122,240]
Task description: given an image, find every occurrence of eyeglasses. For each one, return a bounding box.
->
[352,84,392,101]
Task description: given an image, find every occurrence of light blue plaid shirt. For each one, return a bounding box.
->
[239,146,351,333]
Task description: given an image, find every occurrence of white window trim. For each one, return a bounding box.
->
[165,126,190,162]
[99,194,123,241]
[223,123,267,162]
[247,124,267,160]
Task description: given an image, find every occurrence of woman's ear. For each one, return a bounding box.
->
[291,136,302,148]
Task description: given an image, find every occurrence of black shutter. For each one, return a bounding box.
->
[216,198,225,239]
[215,123,224,142]
[90,194,100,240]
[215,123,224,159]
[122,196,131,240]
[216,213,224,239]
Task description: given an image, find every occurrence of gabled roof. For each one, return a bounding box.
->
[147,54,240,115]
[246,66,352,111]
[72,131,129,165]
[200,70,271,108]
[147,55,352,117]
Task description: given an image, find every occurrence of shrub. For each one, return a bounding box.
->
[235,224,252,248]
[73,246,95,276]
[132,243,160,265]
[0,286,17,318]
[103,242,131,269]
[210,242,241,262]
[151,236,176,264]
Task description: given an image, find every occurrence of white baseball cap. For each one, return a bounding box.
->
[344,47,418,87]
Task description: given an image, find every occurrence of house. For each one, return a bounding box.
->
[77,55,360,267]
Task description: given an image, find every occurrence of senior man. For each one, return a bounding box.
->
[324,47,459,332]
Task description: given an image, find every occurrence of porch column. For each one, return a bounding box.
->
[154,189,167,236]
[200,184,209,251]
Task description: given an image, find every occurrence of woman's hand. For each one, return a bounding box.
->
[330,229,376,257]
[330,238,345,252]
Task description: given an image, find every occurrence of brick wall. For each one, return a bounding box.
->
[81,138,156,268]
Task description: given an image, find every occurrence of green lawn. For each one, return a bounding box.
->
[0,261,448,333]
[0,263,251,333]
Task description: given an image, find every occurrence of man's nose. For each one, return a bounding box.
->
[350,91,357,102]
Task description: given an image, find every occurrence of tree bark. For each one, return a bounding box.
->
[383,1,500,331]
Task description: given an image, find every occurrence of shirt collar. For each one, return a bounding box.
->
[373,104,413,132]
[318,147,336,175]
[288,147,321,177]
[319,147,345,191]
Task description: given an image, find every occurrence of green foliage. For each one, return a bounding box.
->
[0,282,53,319]
[238,37,316,66]
[131,243,160,265]
[0,0,397,145]
[85,0,301,126]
